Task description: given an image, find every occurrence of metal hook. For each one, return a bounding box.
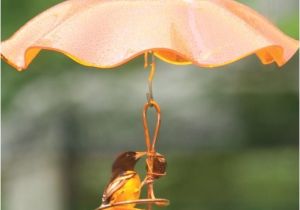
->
[145,51,156,105]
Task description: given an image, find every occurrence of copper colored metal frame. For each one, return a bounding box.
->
[97,52,168,210]
[142,100,169,209]
[97,99,169,210]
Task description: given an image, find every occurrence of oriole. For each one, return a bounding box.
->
[99,151,146,210]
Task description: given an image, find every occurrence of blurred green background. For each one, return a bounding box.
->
[1,0,299,210]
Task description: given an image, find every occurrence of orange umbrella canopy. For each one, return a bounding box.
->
[1,0,299,71]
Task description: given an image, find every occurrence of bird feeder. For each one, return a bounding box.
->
[1,0,299,210]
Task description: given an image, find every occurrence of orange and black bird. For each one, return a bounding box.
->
[99,151,146,210]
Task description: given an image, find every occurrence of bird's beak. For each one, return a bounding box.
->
[135,151,146,159]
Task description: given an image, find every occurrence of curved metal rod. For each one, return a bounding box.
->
[143,100,161,152]
[146,51,156,105]
[96,198,170,210]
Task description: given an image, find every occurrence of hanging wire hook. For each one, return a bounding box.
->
[145,51,156,105]
[143,52,169,210]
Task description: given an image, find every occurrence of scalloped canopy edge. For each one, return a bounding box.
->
[1,0,299,71]
[1,45,298,72]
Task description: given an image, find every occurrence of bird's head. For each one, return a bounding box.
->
[112,151,146,173]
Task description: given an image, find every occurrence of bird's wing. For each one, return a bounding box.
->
[102,171,136,204]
